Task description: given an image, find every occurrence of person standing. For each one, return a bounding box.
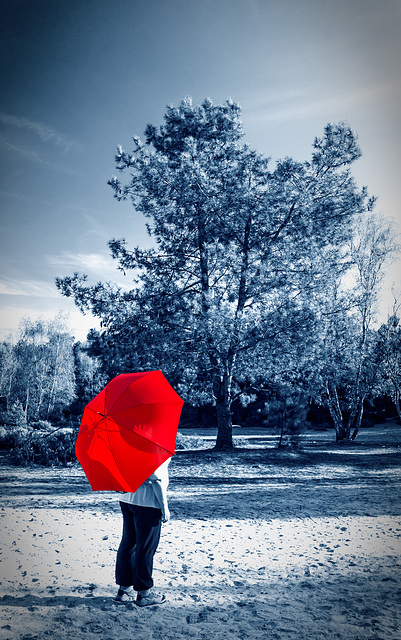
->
[114,458,170,607]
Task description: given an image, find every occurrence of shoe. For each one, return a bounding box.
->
[136,589,166,607]
[114,588,135,603]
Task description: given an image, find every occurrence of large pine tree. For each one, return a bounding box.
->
[57,98,371,448]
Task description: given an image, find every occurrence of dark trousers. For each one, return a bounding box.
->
[115,502,162,592]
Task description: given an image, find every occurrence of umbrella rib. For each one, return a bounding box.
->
[110,399,182,421]
[102,419,173,490]
[78,406,105,435]
[118,423,175,455]
[103,417,132,490]
[104,372,153,415]
[84,415,130,489]
[83,409,177,451]
[101,412,175,450]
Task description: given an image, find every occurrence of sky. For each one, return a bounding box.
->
[0,0,400,341]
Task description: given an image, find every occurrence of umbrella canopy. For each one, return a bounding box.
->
[76,371,184,492]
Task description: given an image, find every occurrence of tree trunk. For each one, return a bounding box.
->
[24,380,30,422]
[350,398,365,440]
[214,372,233,450]
[47,335,62,417]
[326,381,349,441]
[277,406,285,448]
[213,214,251,451]
[36,360,48,419]
[394,386,401,422]
[6,367,15,412]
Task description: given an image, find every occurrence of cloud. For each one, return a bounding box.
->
[0,277,59,298]
[0,134,45,163]
[47,251,134,295]
[245,79,401,124]
[0,112,77,152]
[47,251,116,272]
[46,251,130,284]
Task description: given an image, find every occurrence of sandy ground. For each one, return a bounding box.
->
[0,431,401,640]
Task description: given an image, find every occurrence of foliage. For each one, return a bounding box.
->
[373,310,401,420]
[0,314,76,424]
[3,399,27,427]
[264,395,308,447]
[56,98,384,448]
[0,426,28,450]
[0,314,79,465]
[68,340,107,418]
[11,428,76,466]
[0,340,18,415]
[310,213,398,440]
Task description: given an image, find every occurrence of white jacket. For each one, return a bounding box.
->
[119,459,170,509]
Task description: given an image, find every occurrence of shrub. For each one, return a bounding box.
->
[11,428,77,466]
[31,420,53,432]
[2,400,27,429]
[0,425,30,450]
[175,432,207,450]
[175,432,251,450]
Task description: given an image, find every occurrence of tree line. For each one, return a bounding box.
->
[0,304,399,461]
[0,98,400,461]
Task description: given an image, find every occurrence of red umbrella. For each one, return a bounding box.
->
[76,371,184,492]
